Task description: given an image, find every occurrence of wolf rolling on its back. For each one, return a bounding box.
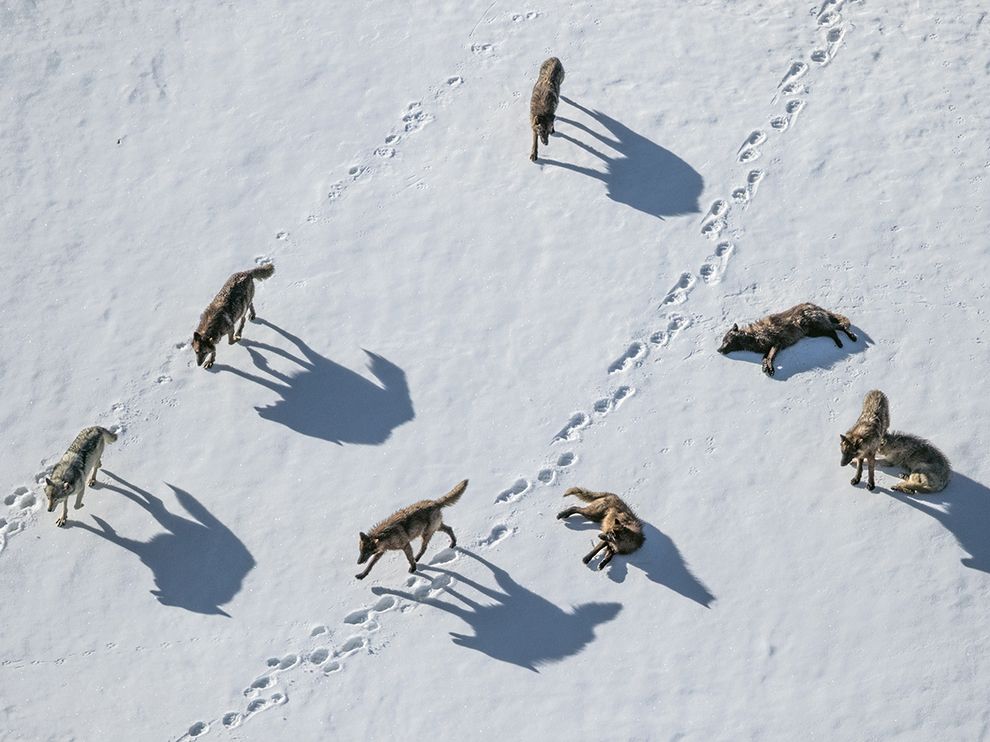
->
[557,487,644,569]
[880,432,951,494]
[45,426,117,527]
[840,390,890,491]
[529,57,564,162]
[192,262,275,369]
[356,479,468,579]
[718,302,858,377]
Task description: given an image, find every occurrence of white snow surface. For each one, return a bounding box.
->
[2,1,990,740]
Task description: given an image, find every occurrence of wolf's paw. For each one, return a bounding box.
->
[850,477,861,486]
[762,361,775,377]
[866,483,876,492]
[74,502,84,510]
[56,515,67,527]
[408,565,417,573]
[530,153,537,162]
[354,573,366,580]
[556,510,569,520]
[581,554,593,564]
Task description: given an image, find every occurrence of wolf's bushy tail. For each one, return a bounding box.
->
[250,262,275,281]
[437,479,468,507]
[98,426,118,443]
[563,487,607,502]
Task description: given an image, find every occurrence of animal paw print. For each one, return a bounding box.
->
[700,242,735,285]
[552,412,590,442]
[476,523,515,547]
[495,478,530,504]
[660,272,697,307]
[737,131,765,164]
[700,200,729,239]
[608,342,647,374]
[470,43,494,56]
[593,385,634,414]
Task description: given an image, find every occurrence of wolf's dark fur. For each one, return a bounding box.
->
[718,302,857,377]
[356,480,468,579]
[530,57,564,162]
[193,263,275,369]
[880,432,951,494]
[557,487,644,569]
[840,390,890,491]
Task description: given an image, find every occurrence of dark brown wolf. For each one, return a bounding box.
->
[718,302,857,377]
[840,389,890,491]
[193,263,275,369]
[530,57,565,162]
[356,479,468,579]
[557,487,644,569]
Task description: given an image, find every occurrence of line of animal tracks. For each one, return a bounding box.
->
[0,4,859,739]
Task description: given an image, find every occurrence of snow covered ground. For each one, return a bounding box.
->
[2,1,990,739]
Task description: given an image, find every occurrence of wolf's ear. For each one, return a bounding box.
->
[193,331,203,343]
[45,477,53,487]
[359,532,369,542]
[840,434,851,445]
[732,323,739,331]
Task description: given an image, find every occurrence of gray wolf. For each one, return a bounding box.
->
[193,263,275,369]
[530,57,564,162]
[879,432,951,494]
[557,487,644,569]
[840,389,890,491]
[718,302,857,377]
[45,426,117,527]
[357,479,468,579]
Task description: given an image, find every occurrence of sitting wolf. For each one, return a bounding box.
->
[45,426,117,527]
[879,432,951,494]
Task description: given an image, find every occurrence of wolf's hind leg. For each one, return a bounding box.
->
[827,329,843,348]
[74,485,86,510]
[439,523,456,548]
[530,129,539,162]
[582,539,609,565]
[234,314,247,342]
[866,454,876,491]
[842,327,858,342]
[249,302,257,321]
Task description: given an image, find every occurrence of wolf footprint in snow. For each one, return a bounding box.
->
[660,273,697,307]
[650,314,690,347]
[770,115,789,131]
[187,721,209,738]
[608,342,647,374]
[344,609,370,625]
[477,523,515,547]
[537,468,557,485]
[221,712,242,729]
[308,648,331,665]
[778,61,809,90]
[323,660,342,674]
[557,451,576,468]
[700,242,735,285]
[594,386,635,414]
[553,412,590,442]
[495,478,530,503]
[429,548,457,566]
[471,43,494,55]
[337,636,366,657]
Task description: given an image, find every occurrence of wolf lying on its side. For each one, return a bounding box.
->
[840,389,890,491]
[192,262,275,369]
[356,479,468,579]
[557,487,644,569]
[718,302,857,377]
[45,426,117,527]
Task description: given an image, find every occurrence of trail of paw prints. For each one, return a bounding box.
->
[700,242,735,285]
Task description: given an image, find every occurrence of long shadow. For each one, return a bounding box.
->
[539,96,703,220]
[73,472,255,616]
[215,318,414,445]
[885,471,990,574]
[563,519,715,607]
[719,324,872,381]
[372,549,621,672]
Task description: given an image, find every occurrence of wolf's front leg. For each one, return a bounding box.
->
[234,314,247,342]
[851,458,863,486]
[597,547,616,570]
[204,350,216,369]
[414,532,434,562]
[56,499,68,527]
[439,523,456,548]
[530,129,539,162]
[866,454,876,491]
[582,539,609,565]
[403,544,418,573]
[828,330,844,348]
[842,327,858,342]
[74,486,86,510]
[355,552,383,580]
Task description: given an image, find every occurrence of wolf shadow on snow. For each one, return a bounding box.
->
[373,549,622,672]
[881,470,990,575]
[540,96,703,221]
[73,472,255,616]
[215,318,414,445]
[719,324,873,381]
[562,518,715,607]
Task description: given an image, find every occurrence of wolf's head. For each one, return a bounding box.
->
[45,477,72,512]
[357,532,379,565]
[192,332,215,367]
[717,323,751,354]
[839,434,861,467]
[534,115,553,146]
